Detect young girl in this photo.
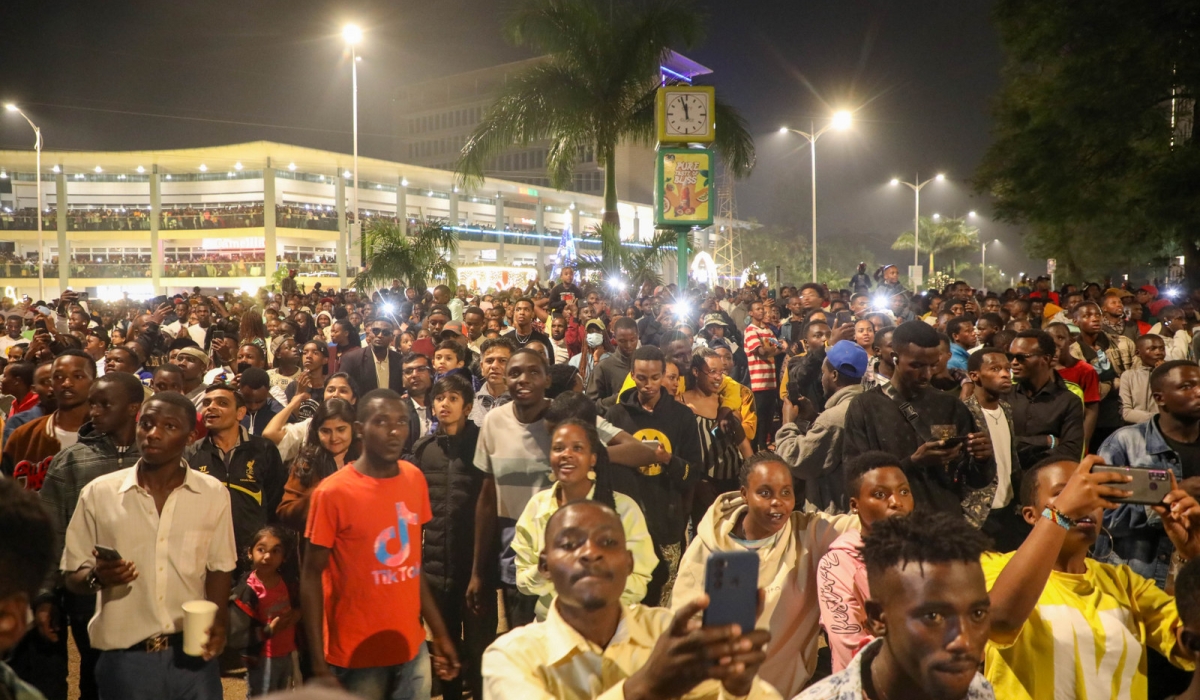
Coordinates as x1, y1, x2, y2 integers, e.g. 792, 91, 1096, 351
512, 418, 657, 621
816, 451, 914, 671
275, 397, 359, 531
231, 525, 301, 696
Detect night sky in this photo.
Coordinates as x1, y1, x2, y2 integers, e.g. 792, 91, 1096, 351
0, 0, 1040, 280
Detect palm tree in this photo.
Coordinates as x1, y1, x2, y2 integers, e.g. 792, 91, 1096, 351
352, 219, 458, 294
576, 223, 687, 290
891, 216, 979, 271
455, 0, 756, 228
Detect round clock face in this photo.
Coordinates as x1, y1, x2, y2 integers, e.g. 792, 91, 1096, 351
665, 94, 709, 135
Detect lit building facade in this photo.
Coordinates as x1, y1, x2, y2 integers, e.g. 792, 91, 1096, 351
0, 141, 662, 299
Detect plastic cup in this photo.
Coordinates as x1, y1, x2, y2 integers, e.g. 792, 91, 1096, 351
181, 599, 218, 656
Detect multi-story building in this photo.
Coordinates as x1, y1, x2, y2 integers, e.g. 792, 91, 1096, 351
0, 141, 667, 299
393, 52, 713, 206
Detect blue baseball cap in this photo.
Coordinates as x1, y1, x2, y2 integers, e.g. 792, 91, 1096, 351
825, 340, 868, 379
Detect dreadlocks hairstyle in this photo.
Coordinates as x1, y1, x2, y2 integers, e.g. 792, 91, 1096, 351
548, 418, 617, 510
861, 512, 992, 591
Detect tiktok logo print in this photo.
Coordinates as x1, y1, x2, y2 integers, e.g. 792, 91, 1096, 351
375, 502, 420, 566
370, 502, 422, 585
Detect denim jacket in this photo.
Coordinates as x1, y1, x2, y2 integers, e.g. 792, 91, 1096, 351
1096, 417, 1180, 588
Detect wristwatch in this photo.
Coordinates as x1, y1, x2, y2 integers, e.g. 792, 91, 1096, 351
85, 569, 104, 593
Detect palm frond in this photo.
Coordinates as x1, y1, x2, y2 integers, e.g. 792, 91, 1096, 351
713, 97, 756, 178
504, 0, 605, 62
455, 64, 595, 188
352, 219, 458, 293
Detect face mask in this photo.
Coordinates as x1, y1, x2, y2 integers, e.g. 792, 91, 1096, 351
586, 332, 604, 348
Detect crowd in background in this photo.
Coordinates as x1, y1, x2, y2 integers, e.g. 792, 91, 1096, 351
1, 261, 1200, 700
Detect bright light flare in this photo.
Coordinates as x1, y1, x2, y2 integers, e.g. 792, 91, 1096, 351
343, 24, 363, 45
779, 126, 789, 134
872, 295, 889, 311
935, 173, 946, 181
381, 303, 395, 314
889, 178, 900, 186
608, 278, 625, 292
831, 110, 853, 130
3, 104, 16, 112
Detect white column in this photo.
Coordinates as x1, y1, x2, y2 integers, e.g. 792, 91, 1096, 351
396, 178, 408, 236
263, 163, 277, 283
336, 175, 347, 284
150, 167, 162, 294
449, 189, 459, 227
495, 193, 506, 263
55, 169, 68, 294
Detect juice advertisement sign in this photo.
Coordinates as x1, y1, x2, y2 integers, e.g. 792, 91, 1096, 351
655, 148, 714, 227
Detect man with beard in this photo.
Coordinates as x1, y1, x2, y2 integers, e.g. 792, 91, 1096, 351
469, 337, 514, 428
547, 313, 570, 365
797, 512, 996, 700
965, 348, 1023, 549
35, 372, 145, 700
0, 350, 95, 698
843, 321, 993, 516
1101, 359, 1200, 589
186, 383, 286, 573
1008, 330, 1086, 470
482, 500, 776, 700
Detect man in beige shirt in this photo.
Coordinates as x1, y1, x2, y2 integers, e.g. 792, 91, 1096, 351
482, 500, 779, 700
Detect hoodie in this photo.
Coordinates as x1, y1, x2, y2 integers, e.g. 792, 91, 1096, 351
670, 492, 858, 698
815, 529, 872, 672
603, 384, 704, 548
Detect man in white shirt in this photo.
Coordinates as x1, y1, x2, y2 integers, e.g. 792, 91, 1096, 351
62, 391, 237, 700
966, 347, 1023, 551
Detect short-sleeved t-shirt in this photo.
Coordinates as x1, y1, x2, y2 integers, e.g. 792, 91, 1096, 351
980, 551, 1187, 700
743, 323, 778, 392
306, 461, 431, 668
1056, 363, 1101, 404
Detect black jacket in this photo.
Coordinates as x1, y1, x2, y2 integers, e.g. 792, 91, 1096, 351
241, 398, 284, 437
409, 422, 484, 594
603, 386, 703, 547
338, 346, 406, 394
186, 429, 287, 561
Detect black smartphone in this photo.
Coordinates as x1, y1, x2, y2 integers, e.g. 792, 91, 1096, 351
834, 310, 854, 328
34, 319, 47, 333
212, 329, 225, 341
95, 545, 122, 561
1093, 466, 1171, 505
939, 435, 970, 448
703, 551, 758, 632
709, 424, 724, 441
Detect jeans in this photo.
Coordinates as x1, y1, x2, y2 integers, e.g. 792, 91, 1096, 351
331, 643, 430, 700
95, 645, 222, 700
247, 653, 293, 697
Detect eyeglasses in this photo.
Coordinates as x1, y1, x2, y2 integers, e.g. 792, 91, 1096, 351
402, 366, 431, 375
1007, 352, 1046, 363
369, 328, 394, 336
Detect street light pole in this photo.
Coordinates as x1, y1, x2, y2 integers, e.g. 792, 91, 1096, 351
780, 110, 852, 282
344, 24, 363, 275
889, 172, 945, 289
5, 104, 43, 300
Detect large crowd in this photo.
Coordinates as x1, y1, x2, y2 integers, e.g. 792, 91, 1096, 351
1, 261, 1200, 700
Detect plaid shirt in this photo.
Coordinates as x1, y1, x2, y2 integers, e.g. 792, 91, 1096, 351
37, 425, 140, 603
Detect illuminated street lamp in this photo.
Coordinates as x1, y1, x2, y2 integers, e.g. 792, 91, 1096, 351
343, 23, 363, 287
889, 172, 945, 286
4, 104, 44, 300
780, 110, 854, 281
